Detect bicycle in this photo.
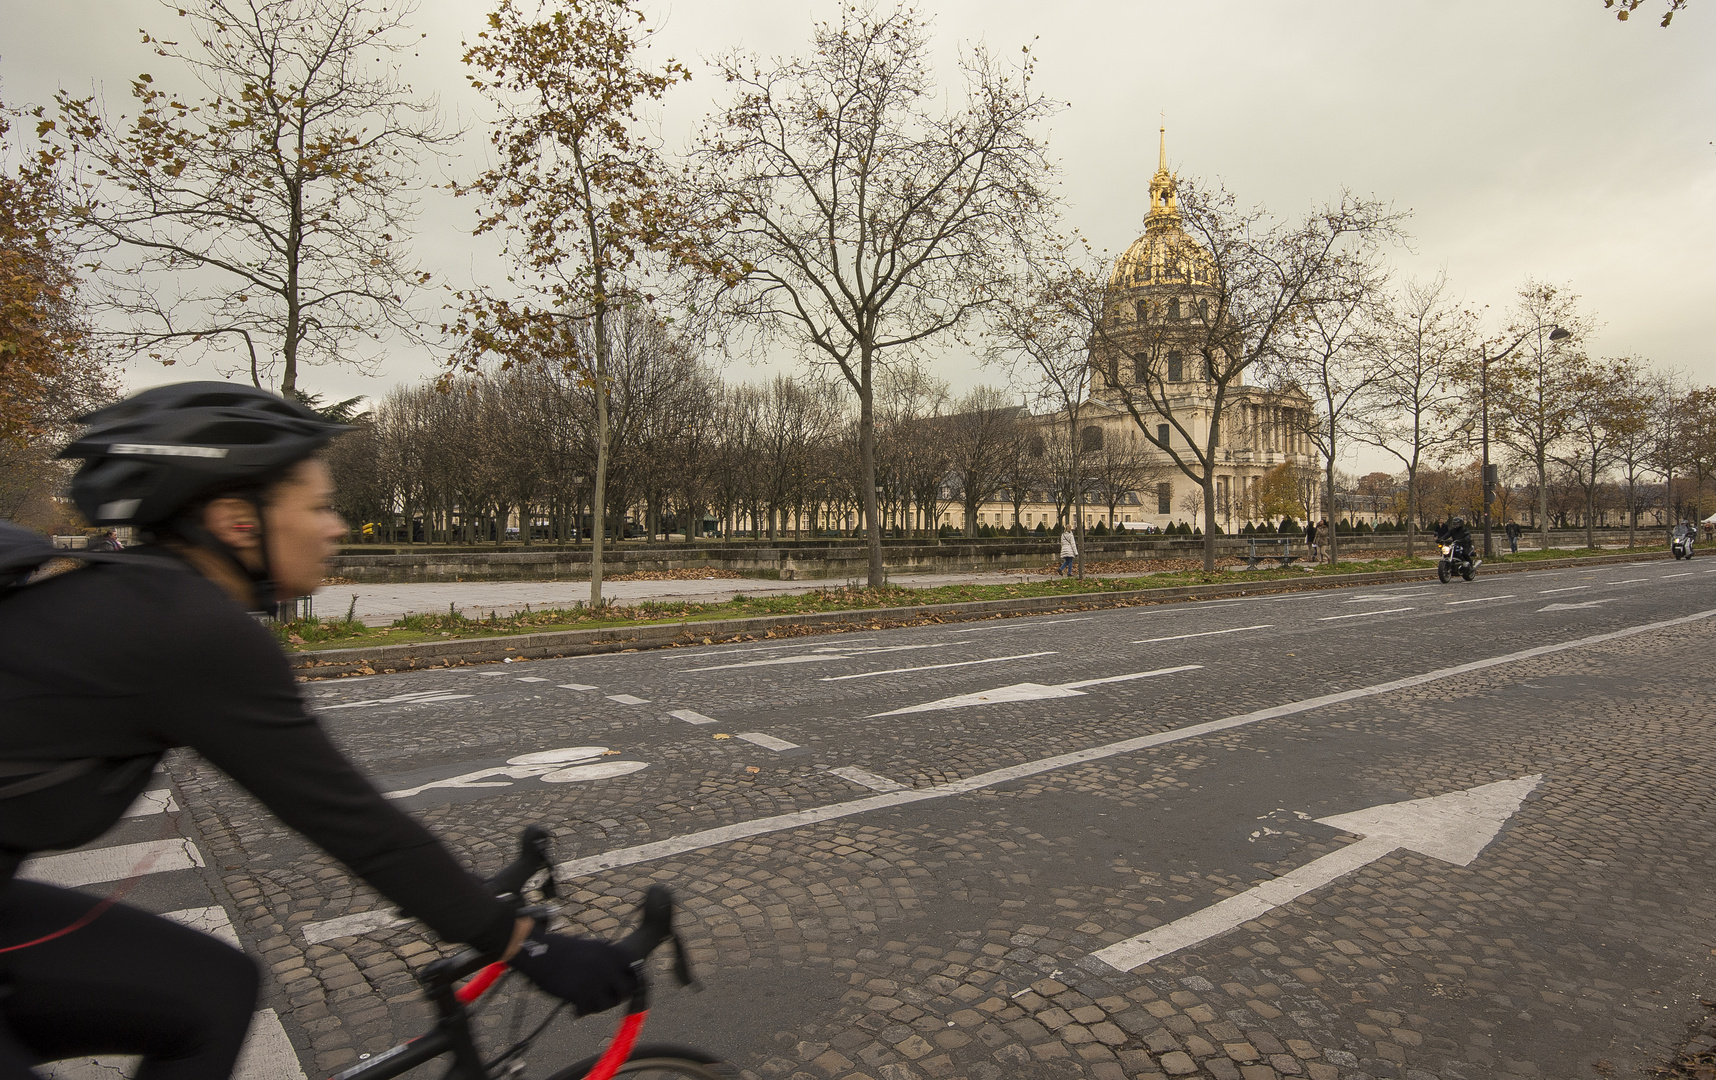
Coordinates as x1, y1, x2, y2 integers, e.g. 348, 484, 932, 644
331, 826, 732, 1080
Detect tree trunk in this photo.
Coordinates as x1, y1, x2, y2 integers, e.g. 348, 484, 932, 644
859, 345, 883, 587
590, 297, 610, 608
1404, 465, 1417, 558
1325, 451, 1339, 568
1202, 474, 1218, 572
1536, 451, 1550, 551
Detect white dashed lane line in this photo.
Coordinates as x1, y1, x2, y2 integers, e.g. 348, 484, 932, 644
1446, 595, 1514, 606
830, 766, 907, 792
516, 676, 548, 683
1539, 586, 1591, 595
21, 839, 204, 888
558, 682, 596, 691
606, 693, 650, 705
1319, 607, 1414, 621
671, 709, 718, 725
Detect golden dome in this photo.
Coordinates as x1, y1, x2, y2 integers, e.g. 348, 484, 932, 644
1108, 128, 1214, 290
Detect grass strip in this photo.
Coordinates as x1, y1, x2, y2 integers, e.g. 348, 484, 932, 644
279, 547, 1653, 654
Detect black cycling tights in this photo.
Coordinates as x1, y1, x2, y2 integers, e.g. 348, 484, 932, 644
0, 880, 258, 1080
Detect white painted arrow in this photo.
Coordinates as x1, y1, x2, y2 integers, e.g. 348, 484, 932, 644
1090, 775, 1542, 973
1538, 598, 1618, 612
869, 665, 1202, 716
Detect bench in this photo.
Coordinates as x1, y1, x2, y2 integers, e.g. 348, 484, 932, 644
1243, 538, 1301, 570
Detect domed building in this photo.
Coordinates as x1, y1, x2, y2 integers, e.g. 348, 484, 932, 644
1067, 129, 1318, 532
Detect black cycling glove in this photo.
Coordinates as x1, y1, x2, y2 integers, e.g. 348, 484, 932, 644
507, 927, 638, 1015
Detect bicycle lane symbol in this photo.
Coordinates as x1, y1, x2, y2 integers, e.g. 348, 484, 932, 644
380, 747, 649, 807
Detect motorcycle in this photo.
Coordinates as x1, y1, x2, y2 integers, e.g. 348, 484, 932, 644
1437, 538, 1479, 583
1671, 525, 1695, 560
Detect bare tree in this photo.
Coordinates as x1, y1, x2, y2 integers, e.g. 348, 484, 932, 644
1085, 427, 1171, 532
686, 4, 1058, 584
1353, 275, 1472, 557
943, 386, 1029, 539
1275, 258, 1390, 566
452, 0, 697, 604
1550, 357, 1648, 549
54, 0, 450, 394
1487, 280, 1595, 550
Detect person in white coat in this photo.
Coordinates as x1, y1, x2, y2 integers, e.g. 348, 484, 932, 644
1059, 525, 1078, 576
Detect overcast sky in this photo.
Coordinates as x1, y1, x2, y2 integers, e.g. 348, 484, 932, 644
4, 0, 1712, 415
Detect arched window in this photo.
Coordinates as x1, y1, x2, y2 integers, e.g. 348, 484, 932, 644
1168, 297, 1181, 321
1167, 351, 1184, 382
1082, 426, 1104, 452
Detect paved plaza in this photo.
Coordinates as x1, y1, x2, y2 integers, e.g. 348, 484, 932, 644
28, 558, 1716, 1080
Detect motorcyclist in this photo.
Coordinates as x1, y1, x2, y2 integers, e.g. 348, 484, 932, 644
1435, 516, 1474, 562
0, 383, 634, 1079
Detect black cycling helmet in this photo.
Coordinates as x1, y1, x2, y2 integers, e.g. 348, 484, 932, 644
60, 382, 351, 527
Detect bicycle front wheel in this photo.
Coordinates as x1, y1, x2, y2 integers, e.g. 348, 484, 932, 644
548, 1042, 735, 1080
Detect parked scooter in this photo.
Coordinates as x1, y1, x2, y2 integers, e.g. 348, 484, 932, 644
1671, 522, 1696, 560
1435, 517, 1479, 583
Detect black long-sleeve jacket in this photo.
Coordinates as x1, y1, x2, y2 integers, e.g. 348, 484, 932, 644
0, 551, 515, 955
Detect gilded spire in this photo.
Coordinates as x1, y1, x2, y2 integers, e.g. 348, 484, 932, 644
1146, 123, 1179, 230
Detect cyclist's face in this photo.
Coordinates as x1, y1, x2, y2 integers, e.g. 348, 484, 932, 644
263, 458, 347, 599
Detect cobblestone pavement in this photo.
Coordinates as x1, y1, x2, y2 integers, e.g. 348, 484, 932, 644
37, 559, 1716, 1079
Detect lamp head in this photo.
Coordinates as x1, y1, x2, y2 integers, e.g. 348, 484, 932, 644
1548, 326, 1572, 341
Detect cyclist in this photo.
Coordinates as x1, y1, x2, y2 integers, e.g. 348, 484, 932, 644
0, 383, 632, 1079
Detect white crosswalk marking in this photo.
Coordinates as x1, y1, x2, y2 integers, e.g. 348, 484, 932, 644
164, 905, 242, 948
21, 838, 203, 888
121, 788, 179, 817
736, 732, 800, 752
302, 908, 408, 945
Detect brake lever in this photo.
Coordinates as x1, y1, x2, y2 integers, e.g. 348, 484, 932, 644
670, 931, 698, 991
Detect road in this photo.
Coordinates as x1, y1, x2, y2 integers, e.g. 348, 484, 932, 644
30, 557, 1716, 1080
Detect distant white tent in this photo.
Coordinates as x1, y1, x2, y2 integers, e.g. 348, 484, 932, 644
1703, 512, 1716, 525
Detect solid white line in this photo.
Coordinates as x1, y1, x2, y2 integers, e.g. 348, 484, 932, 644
1059, 665, 1204, 690
686, 644, 945, 672
122, 788, 179, 818
1660, 573, 1694, 579
606, 694, 649, 705
1608, 578, 1650, 585
820, 652, 1055, 681
1133, 625, 1271, 644
830, 766, 907, 793
1446, 595, 1514, 606
948, 617, 1094, 634
164, 905, 242, 949
1319, 607, 1414, 621
21, 839, 203, 888
558, 683, 596, 691
671, 709, 717, 725
1539, 586, 1590, 594
736, 732, 800, 752
552, 607, 1716, 881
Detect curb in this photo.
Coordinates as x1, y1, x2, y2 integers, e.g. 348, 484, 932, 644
290, 549, 1674, 679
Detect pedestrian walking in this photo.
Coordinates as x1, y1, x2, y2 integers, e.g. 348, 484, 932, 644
1058, 525, 1078, 577
1305, 519, 1319, 564
1505, 520, 1520, 554
88, 528, 122, 552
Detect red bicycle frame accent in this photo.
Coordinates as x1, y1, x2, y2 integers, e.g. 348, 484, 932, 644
452, 962, 647, 1080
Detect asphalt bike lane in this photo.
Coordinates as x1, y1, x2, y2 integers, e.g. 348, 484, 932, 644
97, 557, 1716, 1079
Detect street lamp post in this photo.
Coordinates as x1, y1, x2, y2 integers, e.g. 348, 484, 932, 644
1478, 326, 1570, 559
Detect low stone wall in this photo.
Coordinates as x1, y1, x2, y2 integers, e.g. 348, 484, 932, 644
323, 529, 1636, 584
